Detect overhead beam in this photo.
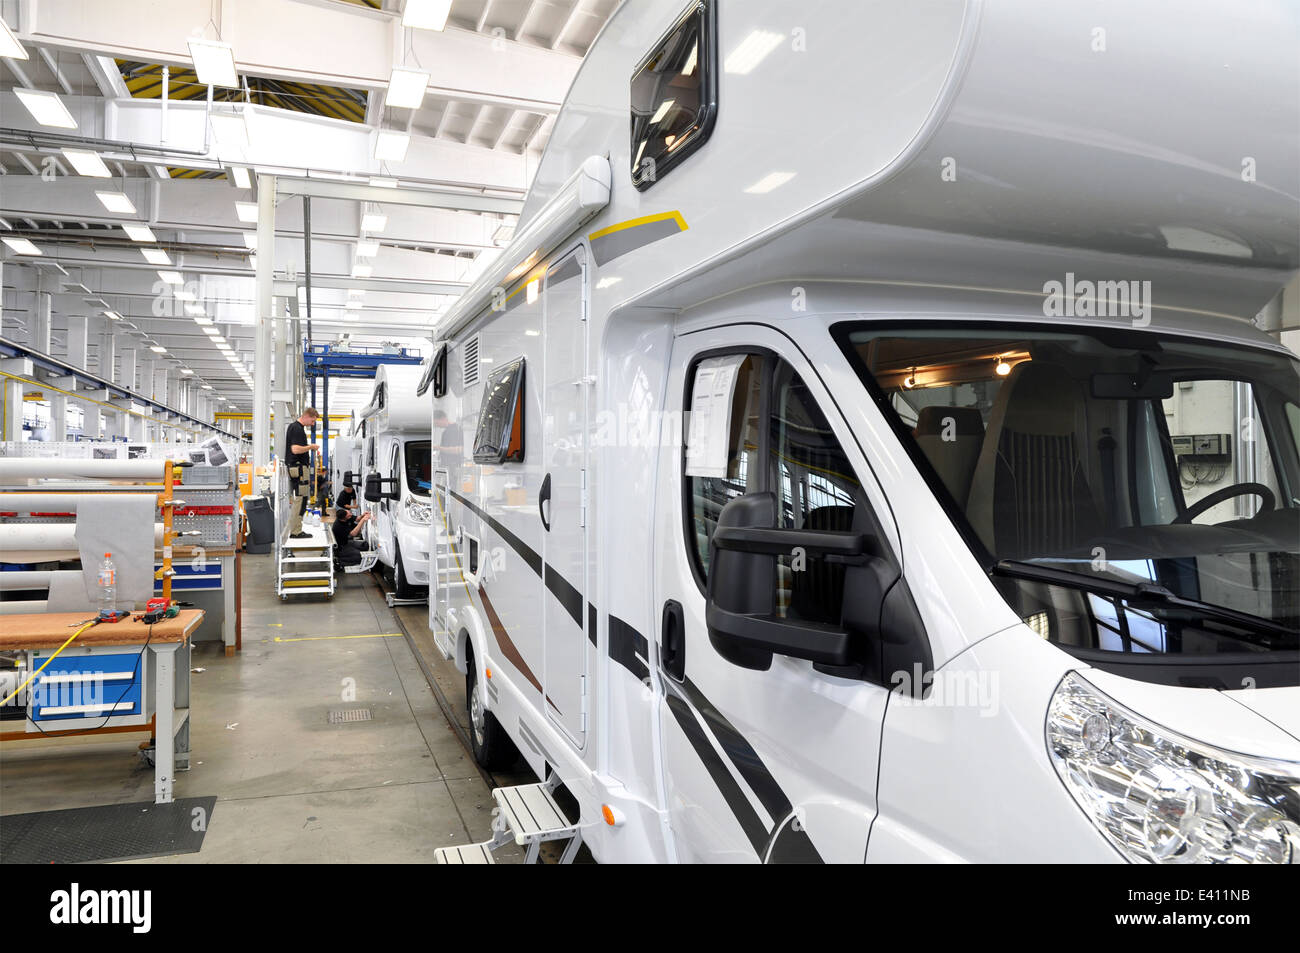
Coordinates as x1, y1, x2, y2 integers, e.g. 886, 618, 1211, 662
274, 177, 523, 215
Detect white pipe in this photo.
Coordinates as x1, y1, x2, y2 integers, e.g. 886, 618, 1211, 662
0, 601, 48, 615
0, 493, 158, 512
0, 459, 167, 481
0, 524, 165, 552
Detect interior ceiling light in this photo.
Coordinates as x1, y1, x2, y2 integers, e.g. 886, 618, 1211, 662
242, 233, 258, 250
194, 316, 214, 326
180, 368, 194, 376
203, 327, 221, 336
187, 38, 239, 88
402, 0, 452, 31
174, 289, 197, 301
149, 345, 167, 353
356, 240, 379, 257
103, 310, 122, 320
369, 176, 398, 189
351, 264, 373, 279
157, 270, 184, 284
235, 202, 258, 223
0, 16, 28, 59
201, 384, 213, 390
492, 224, 515, 245
360, 212, 388, 233
385, 67, 429, 109
141, 248, 171, 266
15, 88, 77, 129
122, 223, 156, 243
1, 236, 41, 255
184, 304, 205, 316
373, 130, 409, 163
229, 166, 251, 189
62, 148, 110, 177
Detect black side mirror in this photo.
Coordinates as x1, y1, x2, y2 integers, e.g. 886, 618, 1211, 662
364, 473, 400, 503
343, 470, 356, 489
706, 492, 929, 686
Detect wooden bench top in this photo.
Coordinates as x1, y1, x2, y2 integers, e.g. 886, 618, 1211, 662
0, 609, 205, 649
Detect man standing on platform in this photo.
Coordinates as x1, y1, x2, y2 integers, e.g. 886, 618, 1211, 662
285, 407, 320, 539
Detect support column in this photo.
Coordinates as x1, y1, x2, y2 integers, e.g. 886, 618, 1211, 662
3, 377, 24, 443
119, 347, 137, 393
96, 319, 116, 381
254, 174, 277, 471
32, 275, 52, 354
154, 367, 169, 406
65, 316, 89, 368
83, 400, 102, 440
50, 393, 68, 441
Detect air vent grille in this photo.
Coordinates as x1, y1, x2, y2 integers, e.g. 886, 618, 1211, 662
463, 335, 480, 387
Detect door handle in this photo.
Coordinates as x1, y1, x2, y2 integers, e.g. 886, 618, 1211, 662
538, 472, 552, 531
660, 599, 685, 682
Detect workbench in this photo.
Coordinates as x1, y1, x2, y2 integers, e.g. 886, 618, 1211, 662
0, 609, 204, 804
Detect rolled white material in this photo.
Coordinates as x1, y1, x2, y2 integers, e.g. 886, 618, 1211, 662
0, 458, 167, 481
0, 523, 164, 552
0, 600, 47, 614
0, 493, 157, 513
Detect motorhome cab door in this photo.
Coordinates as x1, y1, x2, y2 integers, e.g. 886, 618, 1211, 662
377, 441, 399, 566
541, 247, 591, 747
653, 326, 896, 863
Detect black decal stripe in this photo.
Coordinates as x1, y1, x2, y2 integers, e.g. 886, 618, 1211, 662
587, 602, 598, 647
543, 563, 583, 628
680, 677, 793, 823
448, 487, 541, 576
665, 694, 769, 858
609, 614, 649, 682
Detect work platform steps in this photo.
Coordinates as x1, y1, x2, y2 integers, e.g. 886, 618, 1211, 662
433, 782, 582, 864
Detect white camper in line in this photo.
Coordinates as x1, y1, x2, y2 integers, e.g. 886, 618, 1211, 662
357, 364, 434, 599
427, 0, 1300, 864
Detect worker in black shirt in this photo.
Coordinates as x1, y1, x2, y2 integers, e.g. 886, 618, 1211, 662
332, 506, 371, 566
284, 407, 320, 538
336, 481, 357, 515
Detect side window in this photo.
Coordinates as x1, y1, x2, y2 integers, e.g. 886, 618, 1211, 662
770, 362, 864, 625
686, 354, 764, 576
630, 0, 717, 191
472, 358, 526, 464
685, 352, 871, 622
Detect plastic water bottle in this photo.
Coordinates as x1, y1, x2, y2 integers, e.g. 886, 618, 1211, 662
97, 552, 117, 616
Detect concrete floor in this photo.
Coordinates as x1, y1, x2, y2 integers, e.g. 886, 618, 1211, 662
0, 555, 525, 863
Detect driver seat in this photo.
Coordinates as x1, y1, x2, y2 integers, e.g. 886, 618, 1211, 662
966, 362, 1102, 559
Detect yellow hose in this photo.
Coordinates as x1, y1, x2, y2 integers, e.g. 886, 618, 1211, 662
0, 620, 98, 707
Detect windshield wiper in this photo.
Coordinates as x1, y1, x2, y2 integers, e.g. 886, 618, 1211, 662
992, 559, 1298, 641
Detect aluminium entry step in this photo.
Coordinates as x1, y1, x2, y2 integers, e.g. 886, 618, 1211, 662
493, 782, 576, 845
433, 842, 495, 865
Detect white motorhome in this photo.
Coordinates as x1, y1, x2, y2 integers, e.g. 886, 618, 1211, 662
357, 364, 433, 598
426, 0, 1300, 863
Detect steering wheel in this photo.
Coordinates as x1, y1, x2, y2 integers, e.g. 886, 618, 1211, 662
1174, 482, 1276, 524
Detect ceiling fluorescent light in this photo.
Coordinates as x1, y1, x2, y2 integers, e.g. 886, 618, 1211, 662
185, 304, 206, 316
157, 270, 184, 284
203, 327, 221, 336
242, 233, 258, 250
369, 177, 398, 189
0, 17, 28, 59
1, 236, 41, 255
725, 30, 784, 75
360, 213, 388, 233
15, 88, 77, 129
374, 130, 409, 162
402, 0, 452, 31
180, 368, 194, 376
230, 166, 251, 189
150, 345, 167, 353
235, 202, 258, 223
194, 316, 214, 326
103, 310, 123, 320
385, 68, 429, 109
356, 240, 379, 257
174, 289, 197, 301
188, 39, 239, 88
351, 264, 373, 279
62, 148, 111, 177
141, 248, 171, 265
95, 190, 137, 214
122, 223, 156, 243
492, 224, 515, 245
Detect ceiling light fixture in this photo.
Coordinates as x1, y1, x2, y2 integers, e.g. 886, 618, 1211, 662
369, 176, 398, 189
157, 270, 184, 284
61, 148, 111, 177
235, 202, 258, 223
141, 248, 171, 265
0, 17, 28, 59
360, 212, 388, 233
351, 264, 373, 279
1, 236, 41, 255
230, 166, 251, 189
150, 345, 167, 354
187, 38, 239, 88
402, 0, 452, 31
385, 67, 429, 109
15, 88, 77, 129
122, 223, 156, 243
356, 240, 379, 257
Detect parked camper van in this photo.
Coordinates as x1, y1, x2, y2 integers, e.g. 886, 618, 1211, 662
358, 365, 433, 599
427, 0, 1300, 863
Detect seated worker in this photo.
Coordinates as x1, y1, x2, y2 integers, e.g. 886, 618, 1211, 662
331, 507, 372, 566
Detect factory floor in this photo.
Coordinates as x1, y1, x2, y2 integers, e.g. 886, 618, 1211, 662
0, 556, 527, 863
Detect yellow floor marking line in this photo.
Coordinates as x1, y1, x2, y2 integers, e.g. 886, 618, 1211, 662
273, 633, 402, 643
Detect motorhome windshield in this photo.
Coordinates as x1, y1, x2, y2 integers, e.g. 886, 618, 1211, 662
837, 322, 1300, 663
405, 441, 432, 497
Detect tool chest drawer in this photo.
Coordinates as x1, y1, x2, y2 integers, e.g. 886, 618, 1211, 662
28, 650, 146, 724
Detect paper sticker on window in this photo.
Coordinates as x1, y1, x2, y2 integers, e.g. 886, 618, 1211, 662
685, 354, 746, 478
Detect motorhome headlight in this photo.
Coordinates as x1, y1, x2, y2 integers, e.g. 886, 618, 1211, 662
1046, 673, 1300, 864
404, 495, 432, 525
